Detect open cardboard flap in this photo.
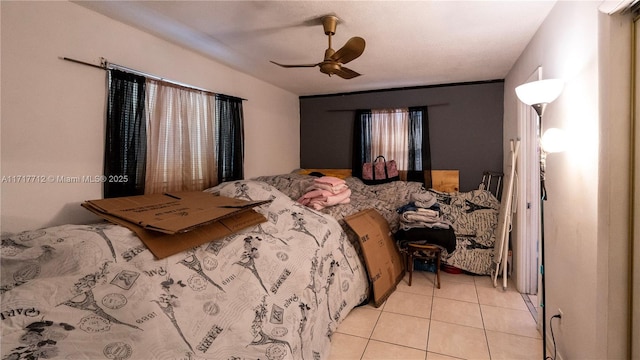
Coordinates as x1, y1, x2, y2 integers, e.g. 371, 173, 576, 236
82, 191, 269, 259
344, 209, 405, 307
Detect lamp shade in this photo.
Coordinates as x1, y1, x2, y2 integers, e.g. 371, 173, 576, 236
515, 79, 564, 105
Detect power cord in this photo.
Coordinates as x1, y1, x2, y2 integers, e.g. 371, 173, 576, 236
545, 314, 562, 360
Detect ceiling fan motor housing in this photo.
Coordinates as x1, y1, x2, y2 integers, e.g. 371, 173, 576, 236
322, 15, 338, 35
320, 61, 341, 75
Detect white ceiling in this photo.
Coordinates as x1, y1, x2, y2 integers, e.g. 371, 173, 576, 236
75, 1, 557, 97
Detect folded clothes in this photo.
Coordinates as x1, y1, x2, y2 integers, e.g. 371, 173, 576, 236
397, 202, 419, 213
397, 201, 440, 214
399, 208, 452, 230
400, 221, 451, 231
410, 192, 437, 209
400, 209, 439, 222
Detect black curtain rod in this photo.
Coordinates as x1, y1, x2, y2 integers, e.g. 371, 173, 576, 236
61, 56, 247, 101
300, 79, 504, 99
326, 103, 448, 112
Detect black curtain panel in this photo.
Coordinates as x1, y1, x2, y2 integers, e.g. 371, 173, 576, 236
104, 69, 147, 198
407, 106, 432, 188
215, 95, 245, 183
351, 109, 372, 179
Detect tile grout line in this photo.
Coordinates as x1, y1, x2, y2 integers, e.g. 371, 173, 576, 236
359, 300, 384, 360
425, 278, 435, 359
522, 293, 538, 321
476, 279, 494, 360
359, 338, 370, 360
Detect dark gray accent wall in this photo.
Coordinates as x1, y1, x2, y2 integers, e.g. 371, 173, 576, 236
299, 80, 504, 192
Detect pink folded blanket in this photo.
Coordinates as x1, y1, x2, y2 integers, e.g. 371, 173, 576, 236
307, 182, 349, 194
297, 188, 351, 210
304, 176, 348, 194
297, 189, 332, 206
314, 176, 346, 187
308, 188, 351, 210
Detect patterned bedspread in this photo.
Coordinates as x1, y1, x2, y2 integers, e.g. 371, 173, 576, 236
254, 173, 500, 275
0, 180, 369, 360
429, 189, 500, 274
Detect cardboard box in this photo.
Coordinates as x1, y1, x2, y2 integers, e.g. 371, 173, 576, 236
82, 192, 269, 259
344, 209, 405, 307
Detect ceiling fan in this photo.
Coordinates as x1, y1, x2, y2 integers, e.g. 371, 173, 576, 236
270, 15, 366, 79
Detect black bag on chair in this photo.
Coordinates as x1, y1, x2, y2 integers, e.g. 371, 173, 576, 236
362, 156, 400, 185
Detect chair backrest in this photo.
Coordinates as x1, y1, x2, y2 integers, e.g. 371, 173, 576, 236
479, 171, 504, 200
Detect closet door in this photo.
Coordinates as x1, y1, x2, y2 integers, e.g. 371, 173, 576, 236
515, 67, 541, 308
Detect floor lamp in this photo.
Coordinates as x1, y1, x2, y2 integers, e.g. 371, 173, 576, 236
515, 78, 564, 359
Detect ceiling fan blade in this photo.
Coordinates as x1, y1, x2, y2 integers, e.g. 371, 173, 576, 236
270, 60, 319, 68
333, 66, 361, 79
330, 37, 365, 65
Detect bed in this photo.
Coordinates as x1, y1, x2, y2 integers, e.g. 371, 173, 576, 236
0, 180, 369, 360
254, 170, 501, 275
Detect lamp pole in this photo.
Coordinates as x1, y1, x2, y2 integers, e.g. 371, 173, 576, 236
515, 78, 563, 360
536, 108, 548, 359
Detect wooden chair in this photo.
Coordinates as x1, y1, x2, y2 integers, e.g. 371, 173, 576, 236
405, 243, 442, 289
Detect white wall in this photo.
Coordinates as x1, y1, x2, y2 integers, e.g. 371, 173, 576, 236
0, 1, 301, 234
597, 9, 633, 358
504, 1, 631, 358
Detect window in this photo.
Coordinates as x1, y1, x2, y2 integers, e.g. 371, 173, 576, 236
370, 108, 410, 170
144, 80, 218, 194
104, 69, 244, 197
352, 106, 431, 186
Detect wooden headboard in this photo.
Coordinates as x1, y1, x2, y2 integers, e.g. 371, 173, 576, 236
296, 169, 459, 193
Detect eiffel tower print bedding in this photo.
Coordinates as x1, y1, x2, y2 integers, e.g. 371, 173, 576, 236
0, 180, 369, 360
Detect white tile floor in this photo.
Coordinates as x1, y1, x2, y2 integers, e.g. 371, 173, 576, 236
329, 270, 543, 360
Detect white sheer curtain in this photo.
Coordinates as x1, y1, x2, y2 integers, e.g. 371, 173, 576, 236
370, 108, 410, 170
144, 79, 218, 194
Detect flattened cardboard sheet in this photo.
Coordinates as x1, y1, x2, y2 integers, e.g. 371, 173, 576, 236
82, 191, 269, 259
345, 209, 405, 307
83, 191, 270, 234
